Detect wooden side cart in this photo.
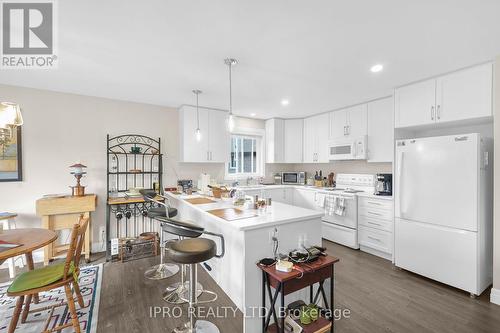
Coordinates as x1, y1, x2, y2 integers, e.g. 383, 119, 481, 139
258, 255, 340, 333
36, 194, 96, 265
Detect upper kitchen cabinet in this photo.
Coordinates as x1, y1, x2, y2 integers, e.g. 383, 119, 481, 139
207, 109, 230, 162
283, 119, 304, 163
330, 104, 367, 139
303, 113, 329, 163
394, 79, 436, 128
265, 118, 303, 163
395, 63, 493, 128
265, 118, 285, 163
367, 97, 393, 163
179, 105, 229, 163
435, 63, 493, 123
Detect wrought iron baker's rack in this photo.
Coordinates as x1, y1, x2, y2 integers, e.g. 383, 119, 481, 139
105, 134, 163, 261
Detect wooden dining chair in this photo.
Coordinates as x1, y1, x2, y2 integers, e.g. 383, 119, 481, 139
6, 216, 89, 333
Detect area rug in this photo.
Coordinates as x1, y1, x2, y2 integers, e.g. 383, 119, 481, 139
0, 264, 102, 333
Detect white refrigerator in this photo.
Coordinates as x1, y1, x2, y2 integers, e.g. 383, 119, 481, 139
395, 133, 493, 296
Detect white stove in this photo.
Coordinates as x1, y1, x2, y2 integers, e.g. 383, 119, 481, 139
322, 174, 375, 249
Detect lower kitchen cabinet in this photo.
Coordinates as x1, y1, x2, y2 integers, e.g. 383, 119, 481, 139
358, 196, 394, 260
242, 187, 294, 205
266, 188, 294, 205
293, 188, 320, 211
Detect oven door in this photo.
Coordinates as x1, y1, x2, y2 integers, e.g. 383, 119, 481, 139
281, 172, 299, 184
322, 194, 358, 229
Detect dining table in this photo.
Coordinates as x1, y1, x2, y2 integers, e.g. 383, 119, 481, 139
0, 228, 58, 304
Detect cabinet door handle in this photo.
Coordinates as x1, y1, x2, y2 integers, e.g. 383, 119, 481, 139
368, 236, 381, 242
437, 105, 441, 120
367, 201, 382, 206
368, 221, 382, 227
210, 151, 213, 160
431, 106, 435, 120
347, 126, 350, 135
367, 211, 383, 216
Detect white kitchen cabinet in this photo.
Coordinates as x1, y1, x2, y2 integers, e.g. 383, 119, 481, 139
208, 109, 230, 162
330, 104, 367, 139
394, 79, 436, 128
329, 109, 348, 139
266, 119, 303, 163
179, 105, 229, 163
303, 117, 315, 163
367, 98, 393, 163
303, 113, 329, 163
265, 119, 285, 163
265, 187, 293, 204
241, 187, 293, 205
358, 196, 394, 260
436, 63, 493, 123
395, 63, 493, 128
283, 119, 303, 163
293, 188, 323, 211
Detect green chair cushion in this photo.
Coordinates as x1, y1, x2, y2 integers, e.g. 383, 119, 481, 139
8, 262, 76, 293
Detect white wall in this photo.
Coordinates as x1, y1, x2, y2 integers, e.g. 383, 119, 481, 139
493, 56, 500, 305
293, 161, 392, 177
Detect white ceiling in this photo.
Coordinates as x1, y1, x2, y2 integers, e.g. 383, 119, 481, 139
2, 0, 500, 119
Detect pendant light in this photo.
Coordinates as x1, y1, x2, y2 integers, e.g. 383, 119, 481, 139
224, 58, 237, 132
193, 89, 202, 142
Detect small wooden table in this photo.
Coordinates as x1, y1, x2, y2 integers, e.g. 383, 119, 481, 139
0, 213, 21, 278
36, 194, 96, 265
258, 255, 340, 333
0, 228, 58, 304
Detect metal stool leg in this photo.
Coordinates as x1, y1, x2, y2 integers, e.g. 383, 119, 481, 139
173, 264, 219, 333
163, 264, 203, 304
164, 236, 203, 304
144, 223, 179, 280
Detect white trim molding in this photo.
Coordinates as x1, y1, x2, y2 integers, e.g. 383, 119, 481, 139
491, 288, 500, 305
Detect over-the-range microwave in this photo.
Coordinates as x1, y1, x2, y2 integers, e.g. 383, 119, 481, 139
328, 135, 367, 160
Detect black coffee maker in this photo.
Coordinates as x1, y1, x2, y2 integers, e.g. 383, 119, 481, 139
375, 174, 392, 196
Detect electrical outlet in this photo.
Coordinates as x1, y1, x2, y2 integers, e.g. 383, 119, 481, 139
99, 226, 105, 238
269, 227, 279, 244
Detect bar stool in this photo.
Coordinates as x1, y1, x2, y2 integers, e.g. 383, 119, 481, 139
140, 190, 180, 280
157, 216, 225, 333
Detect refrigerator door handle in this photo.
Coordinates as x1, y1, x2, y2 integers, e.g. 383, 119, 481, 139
396, 151, 405, 218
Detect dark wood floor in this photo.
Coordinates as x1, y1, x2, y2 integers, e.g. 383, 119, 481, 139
97, 255, 243, 333
1, 241, 500, 333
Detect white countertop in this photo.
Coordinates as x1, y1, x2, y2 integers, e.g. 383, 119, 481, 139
235, 184, 394, 200
166, 193, 324, 231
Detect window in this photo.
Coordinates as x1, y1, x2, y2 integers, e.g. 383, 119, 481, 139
227, 134, 261, 177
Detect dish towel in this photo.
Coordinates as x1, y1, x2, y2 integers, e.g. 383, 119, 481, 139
334, 197, 346, 216
316, 193, 326, 208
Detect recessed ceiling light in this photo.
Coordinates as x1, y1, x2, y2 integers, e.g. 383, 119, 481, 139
281, 99, 289, 106
250, 113, 256, 117
370, 64, 384, 73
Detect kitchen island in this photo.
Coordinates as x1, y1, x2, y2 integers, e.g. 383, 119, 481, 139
166, 192, 324, 333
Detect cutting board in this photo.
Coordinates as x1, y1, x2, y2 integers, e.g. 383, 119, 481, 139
185, 197, 216, 205
207, 208, 258, 221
